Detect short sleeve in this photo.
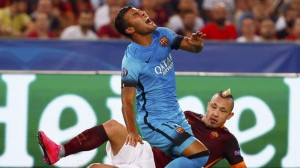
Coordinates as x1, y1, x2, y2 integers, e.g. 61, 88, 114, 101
121, 57, 141, 88
224, 135, 245, 165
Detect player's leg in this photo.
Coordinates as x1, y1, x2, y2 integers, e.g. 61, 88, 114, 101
139, 118, 209, 168
165, 139, 209, 168
164, 119, 209, 168
87, 163, 118, 168
102, 119, 128, 155
37, 119, 127, 165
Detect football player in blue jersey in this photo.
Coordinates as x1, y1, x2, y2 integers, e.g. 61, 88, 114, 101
115, 6, 209, 168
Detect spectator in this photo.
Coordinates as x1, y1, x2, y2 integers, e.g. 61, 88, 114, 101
139, 0, 169, 27
69, 0, 93, 18
167, 0, 204, 33
30, 0, 62, 37
250, 3, 271, 35
234, 0, 252, 32
176, 10, 197, 37
202, 0, 235, 22
60, 10, 97, 40
260, 19, 277, 42
25, 12, 56, 39
200, 2, 238, 40
97, 5, 123, 39
276, 6, 298, 40
237, 17, 261, 42
285, 17, 300, 42
0, 0, 30, 37
252, 0, 282, 20
94, 0, 127, 31
194, 0, 206, 21
159, 0, 177, 17
236, 0, 282, 34
52, 0, 76, 28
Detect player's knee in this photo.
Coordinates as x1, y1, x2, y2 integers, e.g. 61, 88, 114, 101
104, 119, 120, 130
87, 163, 103, 168
106, 119, 119, 127
103, 119, 126, 135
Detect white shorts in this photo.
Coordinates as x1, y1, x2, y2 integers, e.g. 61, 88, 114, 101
106, 140, 156, 168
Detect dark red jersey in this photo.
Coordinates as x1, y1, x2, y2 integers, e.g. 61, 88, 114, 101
153, 111, 246, 168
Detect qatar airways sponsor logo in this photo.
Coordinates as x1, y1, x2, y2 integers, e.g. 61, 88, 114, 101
154, 54, 174, 75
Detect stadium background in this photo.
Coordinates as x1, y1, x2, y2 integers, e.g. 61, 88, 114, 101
0, 40, 300, 167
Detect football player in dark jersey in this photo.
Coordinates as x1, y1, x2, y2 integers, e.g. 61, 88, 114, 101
153, 88, 246, 168
38, 89, 246, 168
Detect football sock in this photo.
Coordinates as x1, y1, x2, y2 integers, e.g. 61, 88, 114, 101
63, 125, 109, 157
58, 145, 65, 159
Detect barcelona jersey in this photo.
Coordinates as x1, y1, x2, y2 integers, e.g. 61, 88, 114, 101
121, 27, 198, 155
121, 27, 183, 122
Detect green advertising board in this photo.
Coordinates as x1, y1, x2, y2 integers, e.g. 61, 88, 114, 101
0, 74, 299, 167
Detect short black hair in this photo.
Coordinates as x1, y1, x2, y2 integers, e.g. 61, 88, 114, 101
114, 6, 133, 38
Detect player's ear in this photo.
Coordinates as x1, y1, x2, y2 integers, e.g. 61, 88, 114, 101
125, 27, 134, 35
227, 112, 234, 120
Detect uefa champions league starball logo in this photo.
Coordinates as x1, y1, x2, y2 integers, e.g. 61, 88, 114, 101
122, 68, 128, 77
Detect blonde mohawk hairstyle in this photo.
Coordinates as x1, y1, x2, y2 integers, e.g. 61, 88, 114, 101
221, 88, 231, 97
219, 88, 234, 110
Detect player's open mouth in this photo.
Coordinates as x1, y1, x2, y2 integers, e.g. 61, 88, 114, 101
146, 18, 153, 24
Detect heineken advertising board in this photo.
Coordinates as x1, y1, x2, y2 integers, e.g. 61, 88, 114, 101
0, 74, 299, 167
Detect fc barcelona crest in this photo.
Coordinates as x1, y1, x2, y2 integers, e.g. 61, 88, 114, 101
159, 36, 169, 47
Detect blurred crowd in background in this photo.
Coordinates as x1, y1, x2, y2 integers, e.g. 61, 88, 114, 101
0, 0, 300, 42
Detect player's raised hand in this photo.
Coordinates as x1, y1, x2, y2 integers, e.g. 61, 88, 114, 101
185, 31, 206, 47
125, 131, 144, 147
179, 31, 205, 53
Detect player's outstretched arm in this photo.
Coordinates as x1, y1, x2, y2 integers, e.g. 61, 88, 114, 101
179, 31, 206, 53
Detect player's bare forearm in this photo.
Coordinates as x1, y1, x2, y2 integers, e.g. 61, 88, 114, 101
121, 86, 143, 146
121, 87, 137, 132
122, 101, 137, 133
122, 103, 143, 146
179, 31, 205, 53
